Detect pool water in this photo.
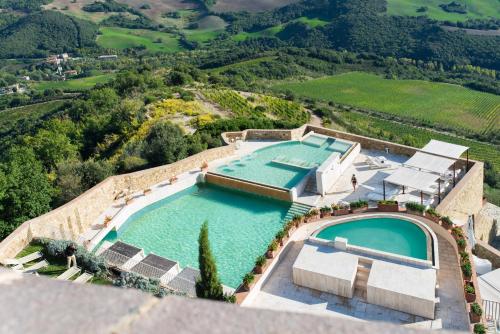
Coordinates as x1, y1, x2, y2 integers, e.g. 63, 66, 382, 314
316, 218, 428, 260
102, 183, 291, 288
216, 136, 352, 189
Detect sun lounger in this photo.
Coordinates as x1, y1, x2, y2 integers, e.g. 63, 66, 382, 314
73, 272, 94, 284
1, 251, 43, 266
366, 156, 395, 170
22, 260, 48, 274
56, 266, 81, 280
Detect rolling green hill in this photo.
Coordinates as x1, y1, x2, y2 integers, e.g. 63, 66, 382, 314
274, 72, 500, 137
0, 11, 97, 58
386, 0, 500, 22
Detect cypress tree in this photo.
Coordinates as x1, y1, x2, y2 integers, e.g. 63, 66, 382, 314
195, 221, 224, 300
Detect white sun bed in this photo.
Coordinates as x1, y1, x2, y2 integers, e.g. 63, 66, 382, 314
73, 272, 94, 284
56, 266, 81, 280
366, 156, 396, 170
1, 251, 43, 267
22, 260, 48, 274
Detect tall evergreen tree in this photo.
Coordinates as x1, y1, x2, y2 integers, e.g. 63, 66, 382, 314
195, 221, 224, 300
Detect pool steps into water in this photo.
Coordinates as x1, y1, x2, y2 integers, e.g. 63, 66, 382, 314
354, 258, 373, 299
282, 202, 312, 223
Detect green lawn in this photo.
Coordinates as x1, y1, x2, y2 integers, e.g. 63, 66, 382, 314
386, 0, 500, 21
183, 29, 223, 43
33, 74, 115, 92
0, 100, 65, 135
273, 72, 500, 136
97, 27, 183, 53
209, 56, 277, 73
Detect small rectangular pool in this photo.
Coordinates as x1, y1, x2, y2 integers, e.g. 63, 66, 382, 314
102, 183, 292, 288
215, 135, 352, 189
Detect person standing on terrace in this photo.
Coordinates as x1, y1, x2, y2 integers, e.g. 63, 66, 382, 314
65, 243, 77, 269
351, 174, 358, 191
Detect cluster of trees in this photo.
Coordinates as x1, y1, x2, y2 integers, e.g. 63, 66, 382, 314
0, 11, 98, 58
0, 0, 49, 12
82, 0, 129, 13
439, 1, 467, 14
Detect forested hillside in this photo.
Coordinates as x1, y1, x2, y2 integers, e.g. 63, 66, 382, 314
0, 11, 97, 58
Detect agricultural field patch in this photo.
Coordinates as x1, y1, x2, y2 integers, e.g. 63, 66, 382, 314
386, 0, 500, 22
336, 111, 500, 170
33, 74, 115, 91
211, 0, 300, 13
0, 100, 65, 136
97, 27, 183, 52
231, 16, 330, 41
274, 72, 500, 137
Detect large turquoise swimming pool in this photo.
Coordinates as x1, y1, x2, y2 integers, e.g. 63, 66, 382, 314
102, 183, 292, 288
316, 217, 428, 260
216, 135, 352, 189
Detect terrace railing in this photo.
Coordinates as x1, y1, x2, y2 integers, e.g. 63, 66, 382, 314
483, 299, 500, 322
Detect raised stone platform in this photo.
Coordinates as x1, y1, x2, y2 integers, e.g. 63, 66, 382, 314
292, 242, 358, 298
367, 260, 437, 319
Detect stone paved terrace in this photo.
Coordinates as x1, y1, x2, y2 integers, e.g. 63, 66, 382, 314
0, 267, 468, 334
243, 214, 470, 332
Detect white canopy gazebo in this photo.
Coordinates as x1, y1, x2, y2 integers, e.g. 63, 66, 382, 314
421, 139, 470, 171
383, 167, 443, 205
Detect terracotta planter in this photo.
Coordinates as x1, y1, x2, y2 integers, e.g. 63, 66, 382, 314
143, 189, 152, 195
277, 238, 285, 247
309, 214, 320, 222
407, 209, 425, 217
254, 265, 264, 274
351, 206, 368, 214
320, 211, 331, 218
427, 215, 440, 224
333, 209, 350, 216
266, 250, 276, 259
470, 311, 481, 323
465, 291, 476, 303
378, 203, 399, 212
243, 282, 254, 292
125, 198, 135, 205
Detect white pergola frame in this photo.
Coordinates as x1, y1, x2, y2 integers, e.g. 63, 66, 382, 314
383, 167, 443, 205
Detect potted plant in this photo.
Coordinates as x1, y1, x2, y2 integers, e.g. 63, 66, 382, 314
425, 207, 441, 223
470, 302, 482, 323
308, 209, 320, 221
276, 230, 287, 246
464, 281, 476, 302
406, 202, 426, 216
332, 203, 349, 216
303, 212, 312, 223
169, 176, 178, 184
456, 237, 466, 251
320, 206, 331, 218
473, 323, 485, 334
292, 214, 304, 227
201, 161, 209, 171
143, 188, 152, 195
462, 260, 472, 280
451, 227, 464, 240
350, 200, 368, 213
103, 215, 112, 227
266, 240, 279, 259
242, 273, 255, 291
460, 251, 469, 264
284, 220, 295, 236
441, 216, 453, 229
254, 255, 267, 274
377, 200, 399, 212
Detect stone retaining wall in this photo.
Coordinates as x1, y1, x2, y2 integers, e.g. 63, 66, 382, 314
474, 240, 500, 269
0, 145, 235, 259
205, 172, 291, 202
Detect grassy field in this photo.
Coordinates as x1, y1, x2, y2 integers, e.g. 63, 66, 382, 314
232, 16, 330, 41
0, 100, 65, 136
33, 74, 115, 92
212, 0, 299, 12
97, 27, 183, 52
336, 111, 500, 169
274, 72, 500, 137
386, 0, 500, 21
